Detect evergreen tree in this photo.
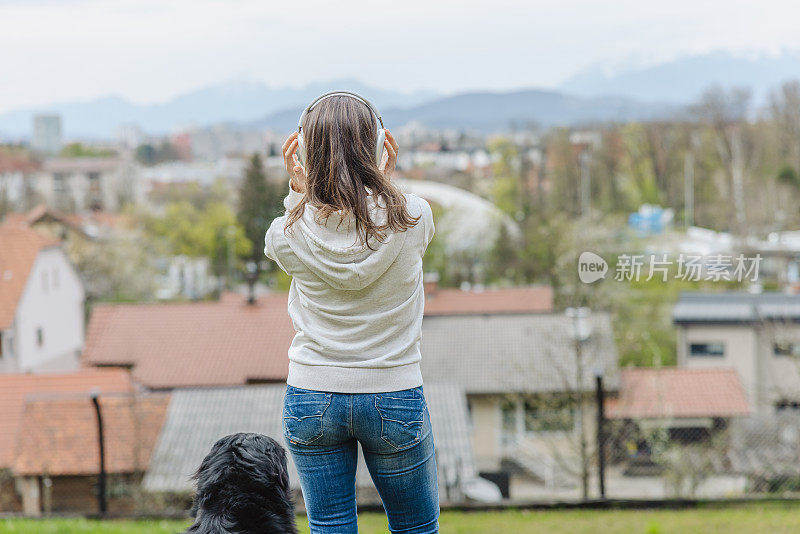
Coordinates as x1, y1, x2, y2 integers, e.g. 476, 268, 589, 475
237, 153, 284, 267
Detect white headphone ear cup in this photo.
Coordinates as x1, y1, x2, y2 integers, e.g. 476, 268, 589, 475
375, 129, 386, 166
297, 132, 306, 166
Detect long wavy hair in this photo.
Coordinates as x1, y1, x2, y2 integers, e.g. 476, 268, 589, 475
284, 96, 419, 248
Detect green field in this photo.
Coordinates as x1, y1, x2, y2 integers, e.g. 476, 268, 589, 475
4, 504, 800, 533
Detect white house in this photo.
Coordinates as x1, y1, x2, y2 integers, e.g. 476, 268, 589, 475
674, 292, 800, 414
0, 223, 85, 373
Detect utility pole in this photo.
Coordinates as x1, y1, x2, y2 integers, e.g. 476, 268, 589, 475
685, 131, 700, 229
226, 225, 235, 289
90, 392, 107, 516
595, 373, 606, 499
579, 149, 591, 218
684, 150, 694, 229
567, 307, 592, 501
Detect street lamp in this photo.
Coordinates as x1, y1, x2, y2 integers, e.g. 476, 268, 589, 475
565, 307, 592, 500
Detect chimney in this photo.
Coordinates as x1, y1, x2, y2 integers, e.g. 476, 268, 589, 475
423, 272, 440, 298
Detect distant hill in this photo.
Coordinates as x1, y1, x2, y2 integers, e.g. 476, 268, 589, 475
0, 78, 438, 140
560, 51, 800, 104
250, 89, 678, 133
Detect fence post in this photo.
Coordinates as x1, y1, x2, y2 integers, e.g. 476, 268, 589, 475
595, 374, 606, 500
90, 392, 108, 515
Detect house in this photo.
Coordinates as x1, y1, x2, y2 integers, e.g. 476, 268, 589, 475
673, 292, 800, 414
143, 383, 477, 505
0, 223, 85, 373
0, 150, 40, 210
31, 156, 142, 212
13, 392, 169, 515
0, 369, 134, 513
606, 367, 750, 498
419, 312, 619, 499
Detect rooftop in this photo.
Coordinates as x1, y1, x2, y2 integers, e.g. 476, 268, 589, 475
424, 286, 553, 316
673, 292, 800, 324
42, 157, 121, 174
420, 312, 619, 394
607, 367, 750, 420
82, 293, 295, 389
143, 383, 473, 494
14, 393, 169, 476
0, 369, 134, 469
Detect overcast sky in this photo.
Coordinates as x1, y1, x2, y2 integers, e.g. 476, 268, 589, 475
2, 0, 800, 113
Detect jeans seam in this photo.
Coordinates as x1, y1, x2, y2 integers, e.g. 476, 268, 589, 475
349, 394, 353, 437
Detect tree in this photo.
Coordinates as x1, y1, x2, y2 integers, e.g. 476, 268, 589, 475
59, 143, 116, 158
146, 201, 251, 285
692, 86, 758, 234
237, 154, 284, 267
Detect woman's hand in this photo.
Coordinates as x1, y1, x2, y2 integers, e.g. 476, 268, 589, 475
379, 130, 399, 180
282, 132, 307, 193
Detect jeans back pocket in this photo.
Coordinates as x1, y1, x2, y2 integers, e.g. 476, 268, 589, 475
283, 388, 332, 445
374, 388, 426, 451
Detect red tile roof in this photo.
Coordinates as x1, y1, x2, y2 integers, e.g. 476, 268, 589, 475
607, 367, 750, 420
424, 286, 553, 316
13, 393, 169, 476
0, 369, 134, 469
0, 151, 39, 173
0, 224, 62, 329
82, 293, 295, 389
82, 287, 555, 389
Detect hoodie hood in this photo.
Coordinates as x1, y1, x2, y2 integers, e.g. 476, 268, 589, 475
283, 195, 407, 291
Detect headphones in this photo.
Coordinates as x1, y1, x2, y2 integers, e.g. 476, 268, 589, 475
297, 90, 386, 167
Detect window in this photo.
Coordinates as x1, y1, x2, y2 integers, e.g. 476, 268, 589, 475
501, 399, 517, 435
524, 399, 575, 433
0, 332, 3, 358
502, 396, 576, 439
689, 342, 725, 357
36, 328, 43, 348
42, 271, 49, 293
774, 342, 800, 357
53, 173, 67, 193
52, 267, 59, 291
87, 172, 101, 192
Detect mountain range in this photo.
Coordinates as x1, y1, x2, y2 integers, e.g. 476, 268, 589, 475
560, 51, 800, 104
2, 51, 800, 140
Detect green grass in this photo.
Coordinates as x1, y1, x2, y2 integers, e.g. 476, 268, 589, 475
4, 503, 800, 533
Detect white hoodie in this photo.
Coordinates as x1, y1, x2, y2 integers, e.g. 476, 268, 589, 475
264, 186, 435, 393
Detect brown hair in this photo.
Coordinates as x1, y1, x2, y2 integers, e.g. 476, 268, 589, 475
284, 96, 419, 248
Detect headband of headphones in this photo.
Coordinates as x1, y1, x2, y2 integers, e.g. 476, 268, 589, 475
297, 91, 384, 132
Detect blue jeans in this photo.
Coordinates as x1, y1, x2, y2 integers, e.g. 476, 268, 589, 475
283, 384, 440, 534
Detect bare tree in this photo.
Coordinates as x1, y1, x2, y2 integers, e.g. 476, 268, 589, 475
693, 86, 757, 235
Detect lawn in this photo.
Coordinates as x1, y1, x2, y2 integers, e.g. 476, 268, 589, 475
4, 503, 800, 533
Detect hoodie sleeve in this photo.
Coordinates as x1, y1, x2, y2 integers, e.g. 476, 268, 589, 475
419, 197, 435, 252
284, 185, 304, 213
264, 184, 305, 275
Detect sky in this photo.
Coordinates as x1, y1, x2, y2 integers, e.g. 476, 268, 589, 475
2, 0, 800, 113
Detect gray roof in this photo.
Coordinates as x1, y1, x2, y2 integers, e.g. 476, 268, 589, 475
673, 292, 800, 324
419, 312, 619, 394
143, 383, 474, 495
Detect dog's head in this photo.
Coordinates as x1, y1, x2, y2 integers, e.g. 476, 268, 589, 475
186, 433, 297, 534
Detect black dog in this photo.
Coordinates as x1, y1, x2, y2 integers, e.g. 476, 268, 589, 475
185, 433, 298, 534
